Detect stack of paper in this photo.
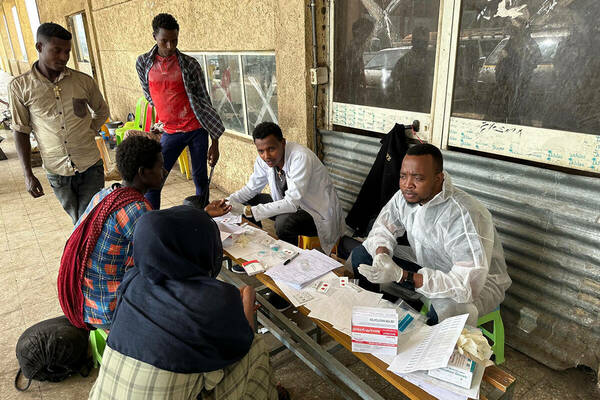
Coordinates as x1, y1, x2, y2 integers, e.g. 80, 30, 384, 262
368, 314, 485, 399
265, 249, 342, 289
387, 314, 468, 374
307, 280, 384, 335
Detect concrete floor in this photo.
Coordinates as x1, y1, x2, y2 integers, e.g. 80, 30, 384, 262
0, 71, 598, 399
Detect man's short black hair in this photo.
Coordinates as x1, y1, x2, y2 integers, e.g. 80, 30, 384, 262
116, 136, 162, 182
36, 23, 72, 43
152, 13, 179, 35
406, 143, 443, 173
252, 122, 284, 142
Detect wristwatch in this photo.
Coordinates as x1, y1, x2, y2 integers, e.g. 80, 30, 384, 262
243, 205, 253, 218
404, 271, 415, 290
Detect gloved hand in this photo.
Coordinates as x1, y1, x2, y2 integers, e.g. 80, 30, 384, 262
358, 253, 404, 284
227, 200, 245, 216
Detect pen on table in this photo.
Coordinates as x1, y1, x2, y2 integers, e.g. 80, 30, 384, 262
283, 252, 300, 265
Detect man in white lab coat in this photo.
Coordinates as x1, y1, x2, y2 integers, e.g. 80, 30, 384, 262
226, 122, 344, 255
351, 144, 511, 325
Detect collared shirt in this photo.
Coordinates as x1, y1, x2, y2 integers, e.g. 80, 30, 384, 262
76, 186, 151, 327
148, 53, 201, 133
136, 46, 224, 140
9, 63, 110, 176
273, 166, 287, 198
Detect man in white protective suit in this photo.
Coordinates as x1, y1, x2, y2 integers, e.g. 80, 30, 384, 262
351, 143, 511, 326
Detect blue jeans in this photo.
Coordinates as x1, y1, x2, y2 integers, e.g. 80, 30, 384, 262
350, 244, 439, 324
145, 128, 209, 210
46, 159, 104, 224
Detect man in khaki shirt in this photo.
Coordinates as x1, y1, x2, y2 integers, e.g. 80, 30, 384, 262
9, 23, 109, 223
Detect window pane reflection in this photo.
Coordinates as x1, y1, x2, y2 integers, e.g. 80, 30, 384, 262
205, 55, 245, 134
334, 0, 440, 113
452, 0, 600, 134
242, 55, 278, 133
69, 14, 90, 63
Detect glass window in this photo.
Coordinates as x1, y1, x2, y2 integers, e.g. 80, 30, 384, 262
25, 0, 40, 38
2, 15, 15, 58
191, 54, 208, 87
70, 14, 90, 63
333, 0, 440, 113
205, 55, 245, 134
11, 6, 27, 61
451, 0, 600, 135
242, 55, 278, 132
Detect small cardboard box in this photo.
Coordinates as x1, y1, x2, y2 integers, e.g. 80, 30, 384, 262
242, 260, 265, 276
428, 350, 476, 389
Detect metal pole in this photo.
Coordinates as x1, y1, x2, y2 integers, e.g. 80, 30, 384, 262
310, 0, 320, 155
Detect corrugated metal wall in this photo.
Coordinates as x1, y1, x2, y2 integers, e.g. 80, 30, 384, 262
321, 129, 600, 372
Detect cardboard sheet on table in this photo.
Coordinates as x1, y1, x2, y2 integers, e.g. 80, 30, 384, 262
222, 227, 271, 259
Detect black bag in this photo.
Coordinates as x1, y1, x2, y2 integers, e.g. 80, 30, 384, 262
14, 316, 92, 391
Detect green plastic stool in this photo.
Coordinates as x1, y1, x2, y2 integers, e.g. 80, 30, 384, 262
419, 304, 505, 365
477, 307, 505, 365
89, 329, 108, 368
115, 97, 156, 145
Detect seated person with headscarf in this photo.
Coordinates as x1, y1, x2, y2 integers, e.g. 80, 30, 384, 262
351, 144, 512, 326
89, 206, 284, 400
58, 136, 230, 331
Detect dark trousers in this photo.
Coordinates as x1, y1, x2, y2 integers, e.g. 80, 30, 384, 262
46, 159, 104, 224
350, 244, 438, 324
245, 194, 318, 246
145, 128, 209, 210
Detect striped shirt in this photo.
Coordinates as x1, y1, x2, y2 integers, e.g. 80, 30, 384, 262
76, 186, 150, 326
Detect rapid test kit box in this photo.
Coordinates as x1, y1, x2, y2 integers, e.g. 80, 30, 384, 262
427, 350, 477, 389
351, 306, 398, 356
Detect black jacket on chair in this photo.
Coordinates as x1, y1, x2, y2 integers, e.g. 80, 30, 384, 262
345, 123, 409, 236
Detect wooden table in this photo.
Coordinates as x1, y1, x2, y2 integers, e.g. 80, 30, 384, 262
221, 233, 515, 399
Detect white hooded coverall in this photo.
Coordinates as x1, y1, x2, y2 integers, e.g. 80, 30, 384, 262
362, 173, 512, 324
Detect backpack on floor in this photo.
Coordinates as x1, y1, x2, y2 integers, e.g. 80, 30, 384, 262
14, 316, 93, 391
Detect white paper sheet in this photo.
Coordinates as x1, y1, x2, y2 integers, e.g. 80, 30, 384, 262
217, 220, 245, 235
213, 212, 242, 224
387, 314, 468, 374
220, 231, 232, 242
372, 342, 482, 400
403, 360, 484, 400
399, 372, 469, 400
307, 283, 384, 333
265, 249, 342, 289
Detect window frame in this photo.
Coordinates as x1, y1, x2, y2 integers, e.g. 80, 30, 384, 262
3, 14, 15, 59
328, 0, 600, 174
188, 51, 277, 138
24, 0, 40, 39
11, 6, 27, 62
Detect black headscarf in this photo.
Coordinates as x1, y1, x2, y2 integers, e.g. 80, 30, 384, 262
107, 205, 254, 373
